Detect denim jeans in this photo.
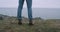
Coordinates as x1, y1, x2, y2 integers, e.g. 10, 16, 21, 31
17, 0, 32, 20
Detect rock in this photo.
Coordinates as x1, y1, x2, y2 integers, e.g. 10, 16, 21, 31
0, 16, 3, 20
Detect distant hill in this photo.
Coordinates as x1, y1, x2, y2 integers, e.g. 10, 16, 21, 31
0, 14, 43, 19
0, 14, 9, 17
0, 14, 10, 20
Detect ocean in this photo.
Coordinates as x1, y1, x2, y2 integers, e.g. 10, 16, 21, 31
0, 8, 60, 19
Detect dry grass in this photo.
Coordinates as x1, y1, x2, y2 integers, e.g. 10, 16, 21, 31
0, 17, 60, 32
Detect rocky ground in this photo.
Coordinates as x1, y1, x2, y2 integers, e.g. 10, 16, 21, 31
0, 14, 60, 32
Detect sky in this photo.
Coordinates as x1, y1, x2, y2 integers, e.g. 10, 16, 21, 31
0, 0, 60, 8
0, 0, 60, 19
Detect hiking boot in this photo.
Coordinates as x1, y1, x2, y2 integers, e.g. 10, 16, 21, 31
29, 20, 33, 25
18, 19, 22, 25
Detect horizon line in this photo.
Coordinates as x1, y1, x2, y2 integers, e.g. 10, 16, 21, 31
0, 7, 60, 8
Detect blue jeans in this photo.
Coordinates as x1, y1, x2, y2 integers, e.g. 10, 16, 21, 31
17, 0, 32, 20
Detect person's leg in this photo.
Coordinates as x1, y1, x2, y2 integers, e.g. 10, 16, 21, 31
26, 0, 33, 25
17, 0, 24, 25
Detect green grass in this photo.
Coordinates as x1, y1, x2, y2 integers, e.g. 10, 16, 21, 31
0, 18, 60, 32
